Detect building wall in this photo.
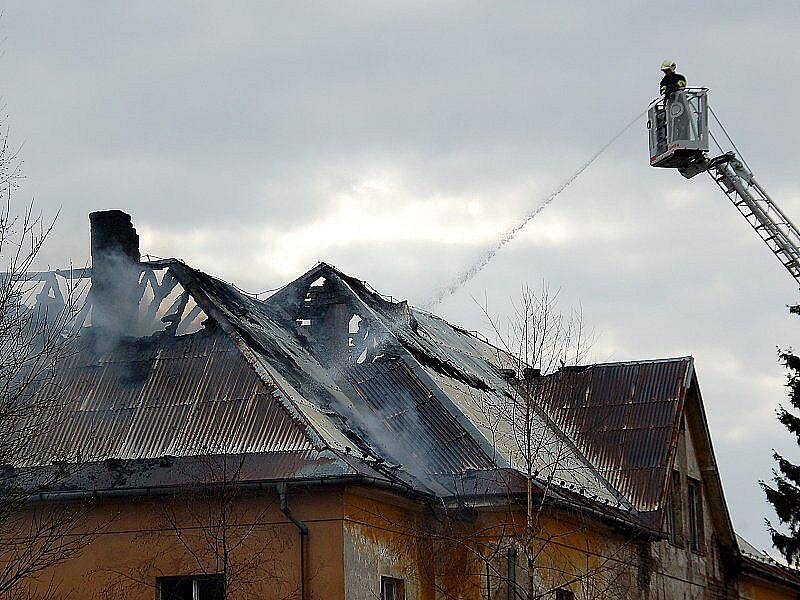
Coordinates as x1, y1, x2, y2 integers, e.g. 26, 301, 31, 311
739, 573, 798, 600
341, 484, 645, 600
648, 413, 731, 599
343, 486, 433, 600
9, 480, 799, 600
646, 411, 797, 600
510, 510, 641, 599
16, 486, 346, 600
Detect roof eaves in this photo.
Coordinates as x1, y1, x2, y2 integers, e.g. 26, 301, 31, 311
741, 555, 800, 590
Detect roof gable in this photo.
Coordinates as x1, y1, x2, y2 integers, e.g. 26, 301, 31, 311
682, 373, 738, 553
537, 358, 692, 512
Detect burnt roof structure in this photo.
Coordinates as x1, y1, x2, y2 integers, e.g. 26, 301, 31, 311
7, 210, 800, 591
20, 260, 629, 503
0, 212, 756, 540
14, 255, 714, 523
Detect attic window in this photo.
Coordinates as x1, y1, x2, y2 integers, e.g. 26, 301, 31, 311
381, 576, 405, 600
668, 470, 684, 547
688, 477, 705, 553
310, 277, 326, 287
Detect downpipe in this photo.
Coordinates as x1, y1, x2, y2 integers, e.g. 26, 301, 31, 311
278, 483, 309, 600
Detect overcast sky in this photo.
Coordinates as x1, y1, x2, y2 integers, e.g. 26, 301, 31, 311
3, 1, 800, 554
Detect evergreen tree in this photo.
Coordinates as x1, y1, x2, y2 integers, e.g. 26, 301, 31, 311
763, 306, 800, 566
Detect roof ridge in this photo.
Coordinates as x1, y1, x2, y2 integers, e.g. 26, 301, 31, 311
309, 263, 694, 373
585, 356, 694, 367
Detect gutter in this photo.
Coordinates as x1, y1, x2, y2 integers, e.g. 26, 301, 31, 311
740, 555, 800, 591
441, 490, 660, 539
21, 471, 423, 503
278, 483, 309, 600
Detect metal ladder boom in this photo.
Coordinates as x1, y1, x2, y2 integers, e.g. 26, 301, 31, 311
709, 157, 800, 285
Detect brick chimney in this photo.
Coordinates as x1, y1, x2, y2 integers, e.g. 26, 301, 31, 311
89, 210, 141, 336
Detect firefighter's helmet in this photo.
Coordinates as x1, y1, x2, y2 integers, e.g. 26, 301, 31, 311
661, 60, 677, 72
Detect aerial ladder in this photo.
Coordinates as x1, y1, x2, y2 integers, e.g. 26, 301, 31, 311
648, 88, 800, 285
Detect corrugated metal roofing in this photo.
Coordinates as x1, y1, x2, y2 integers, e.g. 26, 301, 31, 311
346, 357, 494, 477
404, 311, 626, 505
19, 259, 695, 515
261, 264, 629, 505
24, 329, 316, 466
536, 358, 693, 511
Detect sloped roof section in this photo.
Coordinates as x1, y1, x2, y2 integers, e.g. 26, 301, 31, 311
24, 327, 316, 465
399, 311, 627, 506
737, 534, 800, 590
537, 358, 693, 511
19, 261, 403, 489
346, 357, 493, 478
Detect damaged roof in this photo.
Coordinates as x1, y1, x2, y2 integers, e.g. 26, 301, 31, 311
19, 259, 699, 520
256, 262, 629, 504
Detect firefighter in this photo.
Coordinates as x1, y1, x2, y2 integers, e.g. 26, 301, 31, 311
660, 60, 687, 99
659, 60, 691, 141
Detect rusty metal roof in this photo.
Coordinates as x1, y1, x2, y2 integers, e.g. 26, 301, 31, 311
537, 358, 693, 511
25, 329, 317, 466
17, 259, 694, 515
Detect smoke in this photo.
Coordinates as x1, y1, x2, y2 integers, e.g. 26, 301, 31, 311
422, 109, 646, 309
88, 247, 144, 352
292, 279, 445, 490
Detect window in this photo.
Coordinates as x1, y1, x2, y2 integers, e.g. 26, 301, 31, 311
668, 470, 684, 547
485, 544, 534, 600
158, 575, 225, 600
381, 576, 405, 600
687, 478, 705, 553
556, 589, 576, 600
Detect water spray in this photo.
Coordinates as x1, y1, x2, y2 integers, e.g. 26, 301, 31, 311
421, 109, 647, 310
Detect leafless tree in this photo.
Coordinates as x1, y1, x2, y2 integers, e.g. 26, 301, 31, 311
159, 453, 295, 599
477, 282, 592, 517
0, 122, 94, 599
471, 284, 647, 599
